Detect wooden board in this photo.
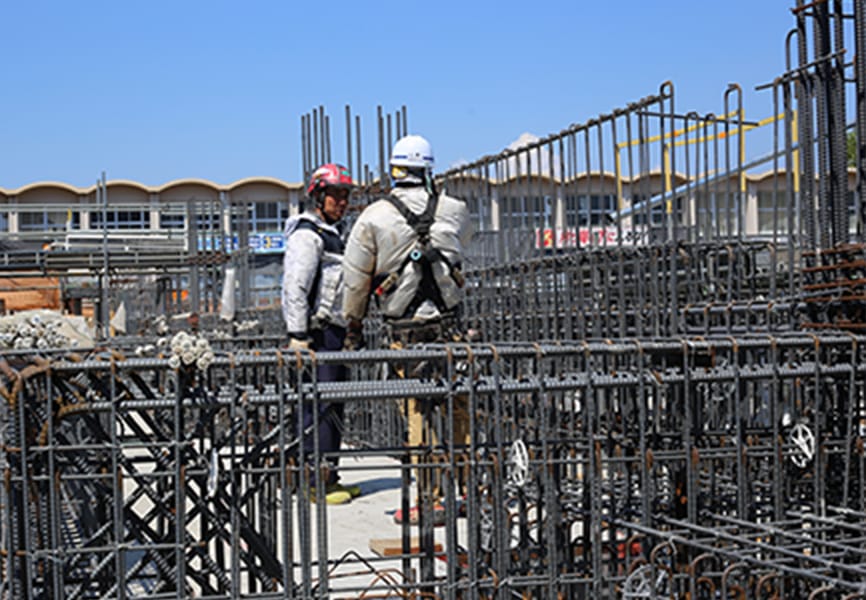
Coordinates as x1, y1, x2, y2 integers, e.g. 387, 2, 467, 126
0, 278, 60, 311
369, 537, 443, 557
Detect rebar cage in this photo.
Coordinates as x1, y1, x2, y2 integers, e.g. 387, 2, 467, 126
5, 1, 866, 598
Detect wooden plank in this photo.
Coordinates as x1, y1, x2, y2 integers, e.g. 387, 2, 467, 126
369, 537, 442, 557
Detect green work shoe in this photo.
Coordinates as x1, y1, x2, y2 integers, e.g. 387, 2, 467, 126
329, 482, 362, 498
310, 488, 352, 505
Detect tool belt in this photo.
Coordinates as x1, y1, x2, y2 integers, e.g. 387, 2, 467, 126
384, 314, 462, 346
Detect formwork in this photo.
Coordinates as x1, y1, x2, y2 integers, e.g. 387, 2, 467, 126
4, 0, 866, 598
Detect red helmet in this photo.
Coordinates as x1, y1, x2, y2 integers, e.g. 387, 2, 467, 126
306, 163, 354, 197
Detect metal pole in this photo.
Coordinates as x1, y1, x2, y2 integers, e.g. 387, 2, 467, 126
100, 171, 109, 340
355, 115, 362, 186
325, 114, 331, 163
345, 105, 352, 178
312, 108, 319, 168
319, 104, 326, 165
377, 105, 385, 187
855, 0, 866, 242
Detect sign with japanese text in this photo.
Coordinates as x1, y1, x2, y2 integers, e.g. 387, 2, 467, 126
535, 227, 648, 248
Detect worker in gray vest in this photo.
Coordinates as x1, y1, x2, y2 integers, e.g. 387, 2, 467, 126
282, 163, 360, 505
342, 135, 472, 525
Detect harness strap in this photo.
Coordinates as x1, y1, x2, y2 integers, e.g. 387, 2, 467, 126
384, 193, 439, 244
292, 219, 344, 313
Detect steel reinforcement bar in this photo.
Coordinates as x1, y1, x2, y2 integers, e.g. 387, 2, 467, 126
1, 335, 864, 598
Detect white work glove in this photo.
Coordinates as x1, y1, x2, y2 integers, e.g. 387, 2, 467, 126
288, 337, 310, 351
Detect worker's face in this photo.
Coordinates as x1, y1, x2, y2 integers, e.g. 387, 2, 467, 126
320, 186, 350, 222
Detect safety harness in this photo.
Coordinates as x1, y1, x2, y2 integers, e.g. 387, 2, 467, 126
293, 219, 344, 318
374, 193, 464, 317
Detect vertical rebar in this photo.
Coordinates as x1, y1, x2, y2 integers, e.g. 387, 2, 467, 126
855, 0, 866, 242
795, 1, 817, 249
345, 105, 352, 178
312, 108, 320, 169
355, 115, 362, 186
319, 104, 326, 166
100, 171, 109, 340
377, 105, 385, 186
831, 0, 848, 244
812, 0, 833, 248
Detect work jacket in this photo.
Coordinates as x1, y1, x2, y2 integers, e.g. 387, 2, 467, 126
281, 210, 346, 338
343, 186, 472, 323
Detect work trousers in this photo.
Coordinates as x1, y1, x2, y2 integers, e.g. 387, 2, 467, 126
386, 317, 470, 501
301, 324, 346, 486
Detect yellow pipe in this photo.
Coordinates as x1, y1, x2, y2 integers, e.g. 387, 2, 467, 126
670, 112, 785, 148
792, 110, 800, 194
739, 106, 747, 194
617, 110, 738, 150
615, 147, 624, 212
663, 145, 673, 213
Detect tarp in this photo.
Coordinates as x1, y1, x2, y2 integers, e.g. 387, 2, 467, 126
0, 309, 94, 350
0, 277, 61, 311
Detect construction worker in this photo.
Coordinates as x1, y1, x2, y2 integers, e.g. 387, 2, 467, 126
282, 163, 361, 505
342, 135, 472, 525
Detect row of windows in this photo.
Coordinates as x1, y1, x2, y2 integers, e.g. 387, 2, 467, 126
498, 195, 620, 228
0, 202, 290, 234
3, 192, 861, 237
463, 194, 624, 229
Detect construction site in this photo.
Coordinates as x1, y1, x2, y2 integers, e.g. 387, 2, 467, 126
3, 1, 866, 598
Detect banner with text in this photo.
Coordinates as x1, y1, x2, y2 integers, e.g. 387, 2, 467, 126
535, 227, 648, 248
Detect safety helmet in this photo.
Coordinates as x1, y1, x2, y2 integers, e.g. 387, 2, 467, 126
306, 163, 354, 198
389, 135, 434, 170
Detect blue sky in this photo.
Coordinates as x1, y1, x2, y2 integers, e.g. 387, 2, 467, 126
0, 1, 801, 189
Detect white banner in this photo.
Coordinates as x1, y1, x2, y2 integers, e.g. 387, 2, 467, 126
535, 226, 648, 248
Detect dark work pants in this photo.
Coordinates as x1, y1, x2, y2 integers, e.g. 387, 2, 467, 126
303, 324, 346, 486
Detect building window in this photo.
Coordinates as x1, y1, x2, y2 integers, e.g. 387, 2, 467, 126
757, 190, 792, 234
231, 201, 288, 233
160, 209, 185, 229
251, 201, 287, 232
0, 212, 8, 232
160, 207, 223, 231
194, 209, 221, 232
19, 209, 79, 232
91, 209, 149, 230
565, 194, 616, 226
501, 195, 548, 230
466, 194, 491, 232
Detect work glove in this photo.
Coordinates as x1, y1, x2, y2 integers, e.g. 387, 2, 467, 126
344, 320, 365, 351
287, 337, 311, 351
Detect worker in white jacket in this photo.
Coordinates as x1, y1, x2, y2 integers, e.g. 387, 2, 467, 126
342, 135, 472, 525
282, 163, 360, 505
343, 135, 472, 344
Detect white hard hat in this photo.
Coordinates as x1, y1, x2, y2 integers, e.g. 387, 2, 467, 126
389, 135, 434, 170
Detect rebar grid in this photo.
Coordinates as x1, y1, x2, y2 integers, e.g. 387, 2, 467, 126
461, 240, 801, 341
1, 334, 864, 598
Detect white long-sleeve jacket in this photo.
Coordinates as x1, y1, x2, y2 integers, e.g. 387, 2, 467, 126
342, 186, 472, 323
281, 211, 346, 338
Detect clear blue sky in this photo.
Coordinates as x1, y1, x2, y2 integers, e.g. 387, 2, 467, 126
0, 1, 801, 189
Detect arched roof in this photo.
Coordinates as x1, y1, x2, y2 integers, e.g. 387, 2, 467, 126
157, 178, 221, 194
3, 181, 84, 195
106, 179, 152, 193
227, 176, 301, 191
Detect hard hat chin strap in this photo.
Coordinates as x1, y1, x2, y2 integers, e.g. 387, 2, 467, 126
424, 170, 437, 197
